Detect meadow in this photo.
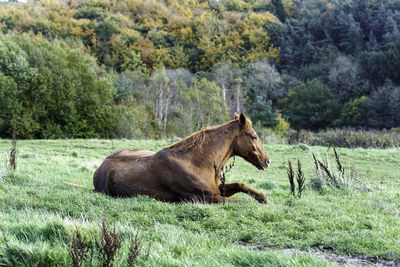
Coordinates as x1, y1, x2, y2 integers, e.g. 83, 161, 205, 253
0, 139, 399, 266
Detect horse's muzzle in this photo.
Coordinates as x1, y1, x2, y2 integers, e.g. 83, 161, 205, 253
258, 159, 271, 170
258, 161, 267, 170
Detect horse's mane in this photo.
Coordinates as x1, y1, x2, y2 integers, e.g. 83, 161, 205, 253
166, 118, 251, 153
166, 129, 208, 153
166, 122, 231, 153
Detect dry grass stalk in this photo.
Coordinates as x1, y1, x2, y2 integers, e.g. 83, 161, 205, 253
9, 128, 17, 170
287, 160, 295, 196
145, 243, 151, 261
334, 148, 345, 180
312, 153, 319, 171
127, 232, 143, 266
95, 221, 122, 267
296, 160, 305, 198
69, 230, 92, 267
318, 160, 339, 188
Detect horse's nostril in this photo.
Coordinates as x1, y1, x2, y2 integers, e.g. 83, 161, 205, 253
267, 160, 271, 166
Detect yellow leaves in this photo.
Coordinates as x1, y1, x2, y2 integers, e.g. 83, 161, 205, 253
246, 12, 280, 27
70, 26, 85, 37
0, 0, 283, 72
120, 28, 141, 43
176, 27, 194, 42
274, 113, 290, 135
167, 14, 190, 30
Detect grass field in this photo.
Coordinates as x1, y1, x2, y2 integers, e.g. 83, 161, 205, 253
0, 139, 399, 266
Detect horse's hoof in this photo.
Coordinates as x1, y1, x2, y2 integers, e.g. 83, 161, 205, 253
257, 195, 269, 204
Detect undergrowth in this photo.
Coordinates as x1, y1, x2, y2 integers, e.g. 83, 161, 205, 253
309, 148, 371, 194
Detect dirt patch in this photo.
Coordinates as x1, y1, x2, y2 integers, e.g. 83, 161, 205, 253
238, 243, 399, 266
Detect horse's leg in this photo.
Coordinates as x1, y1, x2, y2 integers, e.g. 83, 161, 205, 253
220, 183, 269, 204
209, 195, 239, 203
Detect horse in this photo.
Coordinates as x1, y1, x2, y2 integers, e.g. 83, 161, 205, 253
93, 113, 271, 203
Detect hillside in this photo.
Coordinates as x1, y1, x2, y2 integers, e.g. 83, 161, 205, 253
0, 0, 400, 139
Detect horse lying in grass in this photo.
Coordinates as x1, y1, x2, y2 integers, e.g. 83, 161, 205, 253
93, 113, 271, 203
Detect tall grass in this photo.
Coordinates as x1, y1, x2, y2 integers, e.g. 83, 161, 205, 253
309, 150, 371, 194
289, 128, 400, 148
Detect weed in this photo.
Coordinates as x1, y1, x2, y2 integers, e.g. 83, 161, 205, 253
287, 160, 295, 197
287, 160, 306, 198
127, 231, 150, 266
296, 160, 305, 198
9, 128, 16, 171
69, 230, 93, 267
95, 221, 122, 267
310, 149, 370, 193
334, 148, 344, 181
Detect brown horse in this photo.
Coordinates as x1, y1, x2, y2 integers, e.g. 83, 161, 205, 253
93, 113, 271, 203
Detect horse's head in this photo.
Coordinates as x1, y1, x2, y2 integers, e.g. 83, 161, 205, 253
233, 113, 270, 170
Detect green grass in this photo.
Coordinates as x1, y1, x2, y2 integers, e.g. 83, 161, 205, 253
0, 139, 399, 266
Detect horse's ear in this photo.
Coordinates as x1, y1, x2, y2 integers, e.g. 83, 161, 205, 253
239, 113, 247, 128
234, 112, 239, 120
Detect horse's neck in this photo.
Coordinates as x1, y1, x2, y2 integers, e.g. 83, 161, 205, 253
199, 122, 238, 171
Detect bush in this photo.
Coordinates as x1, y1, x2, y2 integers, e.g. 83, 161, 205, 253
289, 128, 400, 148
0, 33, 121, 139
253, 122, 288, 144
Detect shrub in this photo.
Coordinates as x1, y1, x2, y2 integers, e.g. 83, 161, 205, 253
289, 128, 400, 148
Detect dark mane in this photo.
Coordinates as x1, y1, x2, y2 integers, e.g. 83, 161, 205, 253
166, 121, 237, 153
166, 128, 208, 153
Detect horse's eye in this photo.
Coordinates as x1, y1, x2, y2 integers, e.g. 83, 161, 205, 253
250, 135, 257, 141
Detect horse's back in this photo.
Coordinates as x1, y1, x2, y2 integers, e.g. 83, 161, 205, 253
93, 148, 216, 202
106, 149, 155, 159
93, 149, 155, 195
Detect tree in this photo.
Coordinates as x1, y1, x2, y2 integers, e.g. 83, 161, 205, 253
333, 96, 367, 127
0, 73, 21, 136
243, 60, 283, 103
280, 80, 340, 130
121, 51, 147, 73
0, 33, 118, 138
151, 68, 171, 133
249, 96, 279, 127
389, 87, 400, 127
211, 62, 234, 105
189, 78, 228, 128
328, 55, 362, 102
361, 83, 394, 128
270, 0, 287, 22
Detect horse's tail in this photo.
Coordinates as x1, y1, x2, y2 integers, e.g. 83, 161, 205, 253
64, 182, 93, 190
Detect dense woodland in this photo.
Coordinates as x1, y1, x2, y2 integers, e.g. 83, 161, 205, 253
0, 0, 399, 139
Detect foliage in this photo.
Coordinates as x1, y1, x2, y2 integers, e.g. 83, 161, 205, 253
289, 128, 400, 149
249, 96, 279, 128
1, 0, 400, 137
333, 96, 367, 127
273, 113, 290, 137
309, 150, 370, 194
0, 33, 119, 138
279, 80, 340, 130
0, 0, 281, 73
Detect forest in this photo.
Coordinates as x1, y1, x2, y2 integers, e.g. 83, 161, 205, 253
0, 0, 399, 139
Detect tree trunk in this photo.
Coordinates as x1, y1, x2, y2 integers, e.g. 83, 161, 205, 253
236, 83, 241, 114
